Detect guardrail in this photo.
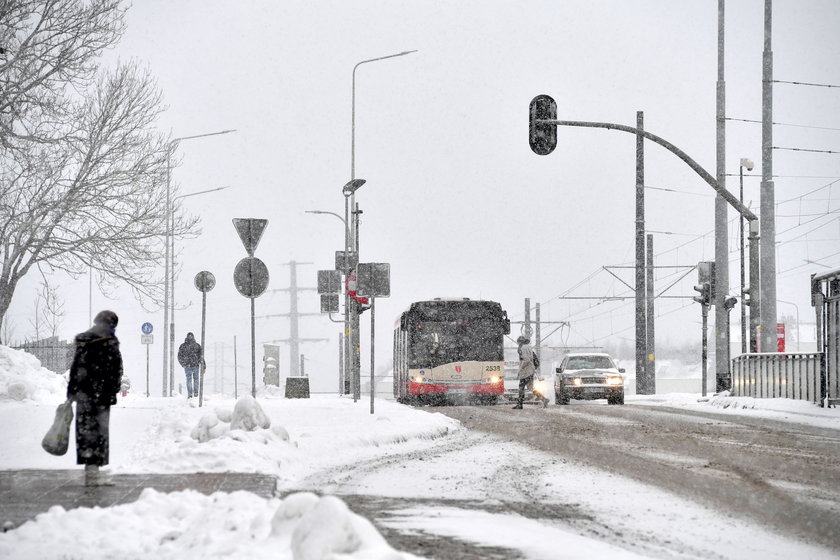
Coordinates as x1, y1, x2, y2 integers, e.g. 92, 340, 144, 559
731, 352, 823, 403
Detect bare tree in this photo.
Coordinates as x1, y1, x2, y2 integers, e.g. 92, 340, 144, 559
34, 270, 64, 338
0, 0, 125, 146
0, 1, 197, 328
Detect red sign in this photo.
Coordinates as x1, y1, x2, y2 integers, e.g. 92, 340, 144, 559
345, 271, 369, 305
777, 323, 785, 353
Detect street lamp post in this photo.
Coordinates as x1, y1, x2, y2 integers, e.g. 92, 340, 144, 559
305, 209, 348, 393
343, 179, 365, 402
169, 186, 230, 396
163, 129, 236, 396
348, 50, 417, 403
739, 158, 754, 354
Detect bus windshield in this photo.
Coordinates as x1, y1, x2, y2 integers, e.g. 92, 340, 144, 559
408, 319, 504, 368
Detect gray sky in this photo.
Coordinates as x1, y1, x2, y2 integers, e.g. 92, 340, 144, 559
7, 0, 840, 393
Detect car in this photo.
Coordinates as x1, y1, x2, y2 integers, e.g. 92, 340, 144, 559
554, 352, 625, 405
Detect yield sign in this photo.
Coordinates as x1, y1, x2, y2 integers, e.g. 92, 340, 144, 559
232, 218, 268, 256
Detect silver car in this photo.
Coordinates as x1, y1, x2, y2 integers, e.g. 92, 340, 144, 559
554, 353, 625, 405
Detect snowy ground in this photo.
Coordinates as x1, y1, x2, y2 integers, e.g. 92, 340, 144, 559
1, 345, 839, 559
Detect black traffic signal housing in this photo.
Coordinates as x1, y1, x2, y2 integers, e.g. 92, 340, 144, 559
529, 94, 557, 155
693, 283, 711, 306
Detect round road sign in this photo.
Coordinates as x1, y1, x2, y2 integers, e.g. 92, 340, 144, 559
194, 271, 216, 293
234, 257, 269, 298
141, 322, 153, 335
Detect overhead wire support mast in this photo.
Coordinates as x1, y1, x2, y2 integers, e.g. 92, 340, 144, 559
535, 118, 758, 222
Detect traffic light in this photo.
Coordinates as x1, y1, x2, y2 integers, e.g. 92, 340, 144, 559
529, 94, 557, 156
724, 296, 738, 310
693, 283, 711, 306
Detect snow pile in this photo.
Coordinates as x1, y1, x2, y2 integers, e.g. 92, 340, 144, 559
190, 395, 274, 443
629, 392, 840, 429
0, 489, 420, 560
106, 396, 460, 479
0, 345, 66, 403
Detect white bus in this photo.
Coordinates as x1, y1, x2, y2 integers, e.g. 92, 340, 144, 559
393, 298, 510, 405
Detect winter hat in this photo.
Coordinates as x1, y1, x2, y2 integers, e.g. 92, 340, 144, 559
94, 310, 119, 329
516, 335, 529, 344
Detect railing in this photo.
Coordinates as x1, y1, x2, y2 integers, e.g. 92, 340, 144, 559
731, 352, 823, 403
812, 268, 840, 406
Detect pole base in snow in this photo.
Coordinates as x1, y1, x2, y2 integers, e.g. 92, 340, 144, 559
285, 377, 310, 399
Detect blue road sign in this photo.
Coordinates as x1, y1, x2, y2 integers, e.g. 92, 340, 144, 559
141, 322, 153, 335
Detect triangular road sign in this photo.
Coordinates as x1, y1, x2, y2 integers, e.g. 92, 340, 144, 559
232, 218, 268, 256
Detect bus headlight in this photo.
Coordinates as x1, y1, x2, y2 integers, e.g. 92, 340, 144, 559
606, 376, 623, 386
488, 375, 500, 384
414, 376, 425, 383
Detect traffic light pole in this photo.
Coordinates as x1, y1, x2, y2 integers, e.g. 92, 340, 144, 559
537, 115, 760, 392
701, 302, 709, 397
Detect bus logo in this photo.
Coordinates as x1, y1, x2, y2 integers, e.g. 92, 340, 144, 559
455, 365, 462, 373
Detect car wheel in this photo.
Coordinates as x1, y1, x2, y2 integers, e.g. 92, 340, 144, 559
556, 389, 570, 405
615, 391, 625, 405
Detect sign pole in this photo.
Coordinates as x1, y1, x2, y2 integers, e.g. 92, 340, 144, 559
146, 344, 150, 398
234, 335, 238, 399
251, 296, 256, 397
370, 297, 376, 414
199, 289, 207, 407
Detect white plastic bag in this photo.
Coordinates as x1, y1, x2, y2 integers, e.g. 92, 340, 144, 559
41, 399, 74, 456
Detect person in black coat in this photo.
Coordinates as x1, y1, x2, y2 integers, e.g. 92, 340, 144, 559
67, 310, 123, 487
177, 332, 204, 398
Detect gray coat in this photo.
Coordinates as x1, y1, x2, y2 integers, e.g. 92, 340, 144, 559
518, 343, 536, 380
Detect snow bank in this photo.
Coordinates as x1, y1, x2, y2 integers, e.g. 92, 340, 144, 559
629, 392, 840, 430
190, 395, 273, 443
0, 489, 420, 560
0, 345, 66, 403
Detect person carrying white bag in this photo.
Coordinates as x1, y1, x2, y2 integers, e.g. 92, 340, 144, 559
41, 399, 74, 456
63, 310, 124, 487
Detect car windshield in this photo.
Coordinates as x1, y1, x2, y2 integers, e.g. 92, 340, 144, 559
564, 355, 616, 370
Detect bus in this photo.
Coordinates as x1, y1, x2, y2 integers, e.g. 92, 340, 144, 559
393, 298, 510, 405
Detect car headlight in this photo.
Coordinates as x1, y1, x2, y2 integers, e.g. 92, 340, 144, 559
573, 377, 582, 386
606, 376, 623, 386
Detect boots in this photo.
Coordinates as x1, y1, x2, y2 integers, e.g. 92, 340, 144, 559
512, 402, 523, 409
84, 464, 114, 487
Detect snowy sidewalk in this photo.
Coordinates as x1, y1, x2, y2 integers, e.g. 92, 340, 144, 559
0, 469, 278, 531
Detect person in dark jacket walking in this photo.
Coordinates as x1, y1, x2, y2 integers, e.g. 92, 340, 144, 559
178, 332, 204, 398
67, 310, 123, 487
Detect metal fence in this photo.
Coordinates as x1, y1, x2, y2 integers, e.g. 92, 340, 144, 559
812, 268, 840, 406
731, 353, 823, 402
12, 337, 74, 374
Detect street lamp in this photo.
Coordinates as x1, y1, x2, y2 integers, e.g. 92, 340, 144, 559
305, 208, 349, 394
347, 50, 417, 402
739, 157, 754, 354
343, 179, 365, 401
162, 129, 236, 396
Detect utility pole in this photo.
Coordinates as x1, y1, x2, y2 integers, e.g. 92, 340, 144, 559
715, 0, 731, 391
635, 111, 650, 394
535, 302, 542, 374
645, 234, 656, 393
759, 0, 777, 353
262, 261, 329, 381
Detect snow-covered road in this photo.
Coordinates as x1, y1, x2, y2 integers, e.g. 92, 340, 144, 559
3, 345, 840, 559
